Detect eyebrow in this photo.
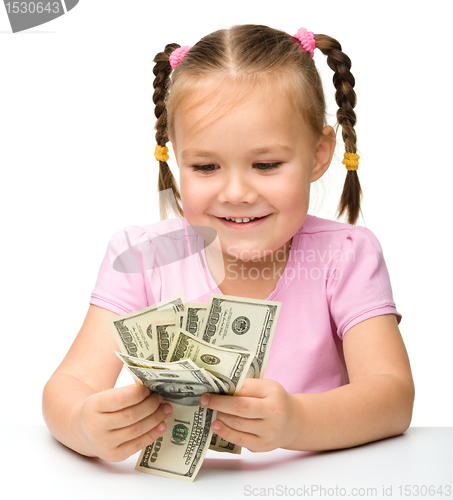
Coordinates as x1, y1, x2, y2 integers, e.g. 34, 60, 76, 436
181, 149, 216, 159
181, 144, 293, 159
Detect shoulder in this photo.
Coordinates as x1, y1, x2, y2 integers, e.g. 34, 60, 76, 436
294, 215, 384, 254
298, 217, 401, 338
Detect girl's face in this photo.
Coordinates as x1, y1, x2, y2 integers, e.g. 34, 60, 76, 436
171, 85, 334, 262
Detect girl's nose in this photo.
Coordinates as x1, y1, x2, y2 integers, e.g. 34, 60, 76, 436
217, 171, 258, 205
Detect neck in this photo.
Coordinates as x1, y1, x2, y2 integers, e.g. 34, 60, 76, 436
204, 238, 292, 291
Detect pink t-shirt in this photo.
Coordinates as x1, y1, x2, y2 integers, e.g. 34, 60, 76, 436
90, 215, 401, 395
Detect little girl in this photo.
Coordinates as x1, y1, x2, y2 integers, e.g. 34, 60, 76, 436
43, 24, 414, 461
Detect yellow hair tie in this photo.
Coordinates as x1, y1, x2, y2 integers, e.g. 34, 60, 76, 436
155, 144, 169, 162
342, 152, 360, 171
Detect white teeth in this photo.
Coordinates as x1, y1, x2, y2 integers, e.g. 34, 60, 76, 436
223, 216, 261, 223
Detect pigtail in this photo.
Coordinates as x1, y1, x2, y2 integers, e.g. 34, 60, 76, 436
315, 35, 362, 225
153, 43, 184, 220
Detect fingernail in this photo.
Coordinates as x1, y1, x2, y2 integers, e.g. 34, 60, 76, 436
212, 422, 221, 432
156, 395, 163, 404
162, 403, 172, 415
157, 422, 166, 433
201, 395, 209, 406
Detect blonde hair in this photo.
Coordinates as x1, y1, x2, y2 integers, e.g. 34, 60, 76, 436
153, 24, 361, 224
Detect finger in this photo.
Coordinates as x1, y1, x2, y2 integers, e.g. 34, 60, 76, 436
201, 393, 262, 419
216, 411, 262, 435
211, 419, 261, 451
96, 385, 151, 413
113, 403, 172, 445
109, 418, 169, 462
107, 393, 164, 430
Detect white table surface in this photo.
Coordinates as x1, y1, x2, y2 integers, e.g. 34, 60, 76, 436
1, 425, 452, 499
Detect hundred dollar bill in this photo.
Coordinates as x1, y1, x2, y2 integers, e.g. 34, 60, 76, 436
181, 303, 207, 337
126, 364, 219, 482
110, 293, 282, 468
201, 294, 281, 378
205, 372, 229, 395
115, 351, 199, 371
117, 351, 228, 396
201, 294, 281, 453
108, 294, 185, 360
124, 364, 221, 404
166, 329, 253, 396
152, 320, 177, 363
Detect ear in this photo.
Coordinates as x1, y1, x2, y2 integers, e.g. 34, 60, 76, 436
311, 126, 336, 182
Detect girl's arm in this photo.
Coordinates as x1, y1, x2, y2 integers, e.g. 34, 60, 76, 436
201, 314, 415, 452
287, 313, 414, 450
42, 304, 172, 461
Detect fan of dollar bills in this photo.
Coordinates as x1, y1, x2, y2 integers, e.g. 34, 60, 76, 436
109, 293, 281, 482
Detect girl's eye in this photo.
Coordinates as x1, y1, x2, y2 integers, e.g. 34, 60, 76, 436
254, 162, 281, 171
191, 162, 281, 173
191, 164, 218, 173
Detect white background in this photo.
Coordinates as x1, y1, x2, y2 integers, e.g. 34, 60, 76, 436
0, 1, 451, 427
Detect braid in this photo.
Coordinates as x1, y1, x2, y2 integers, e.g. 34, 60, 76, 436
315, 34, 362, 225
153, 43, 184, 220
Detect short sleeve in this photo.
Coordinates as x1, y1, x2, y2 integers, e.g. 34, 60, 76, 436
89, 226, 153, 315
326, 226, 402, 340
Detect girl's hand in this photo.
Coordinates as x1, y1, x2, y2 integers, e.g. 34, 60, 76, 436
78, 384, 172, 462
201, 378, 295, 452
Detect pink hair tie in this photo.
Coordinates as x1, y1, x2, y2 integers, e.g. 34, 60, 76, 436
293, 27, 316, 58
169, 45, 192, 69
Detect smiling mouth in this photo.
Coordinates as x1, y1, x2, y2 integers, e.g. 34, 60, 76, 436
220, 215, 268, 224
